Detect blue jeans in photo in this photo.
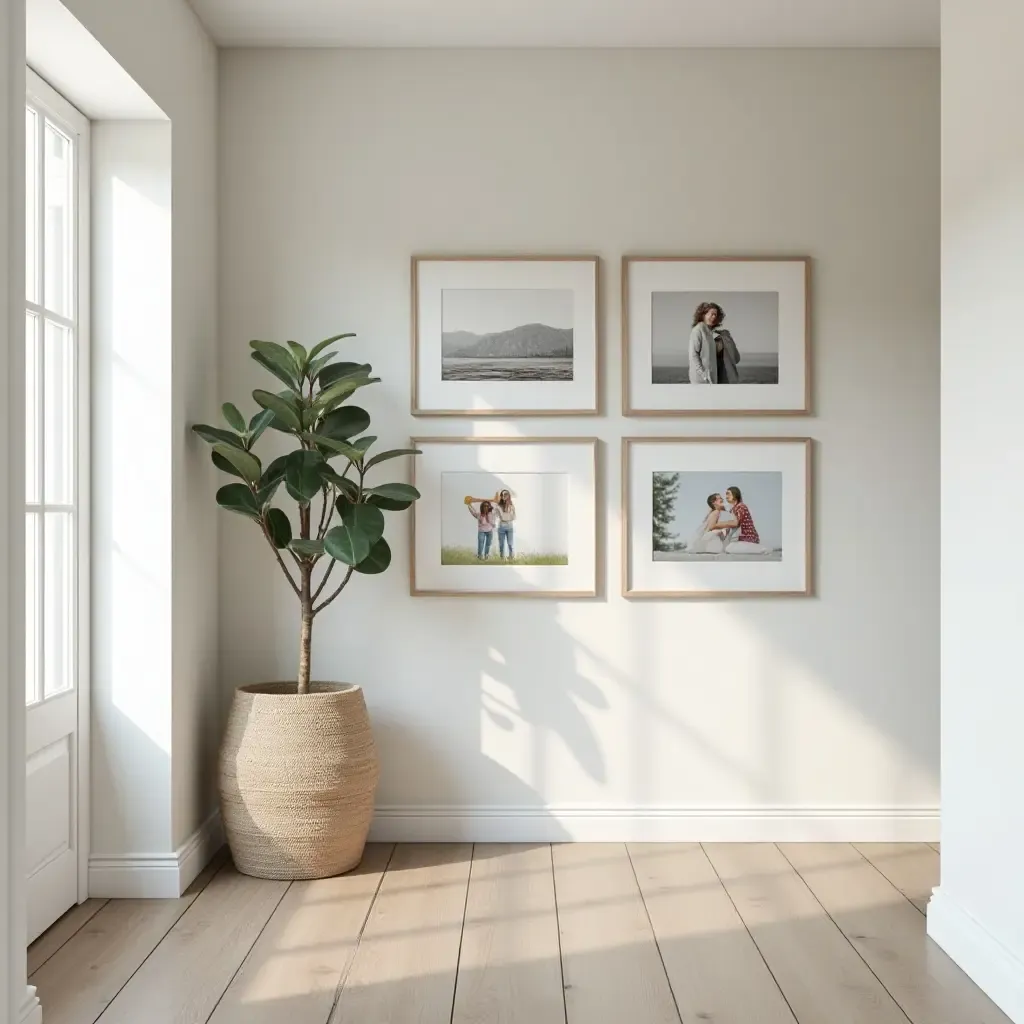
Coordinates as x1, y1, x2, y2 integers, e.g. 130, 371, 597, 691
497, 524, 515, 559
477, 530, 493, 559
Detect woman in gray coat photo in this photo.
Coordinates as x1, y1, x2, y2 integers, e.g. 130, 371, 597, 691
688, 302, 741, 384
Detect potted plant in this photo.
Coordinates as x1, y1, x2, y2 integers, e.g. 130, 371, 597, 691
192, 334, 420, 879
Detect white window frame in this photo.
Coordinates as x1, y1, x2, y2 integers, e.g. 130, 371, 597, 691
25, 67, 91, 899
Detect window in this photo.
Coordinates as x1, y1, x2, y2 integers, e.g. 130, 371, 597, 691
24, 72, 89, 707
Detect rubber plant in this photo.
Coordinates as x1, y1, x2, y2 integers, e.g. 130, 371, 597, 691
192, 335, 420, 694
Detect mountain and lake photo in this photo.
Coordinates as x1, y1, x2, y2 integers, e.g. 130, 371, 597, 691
441, 288, 574, 382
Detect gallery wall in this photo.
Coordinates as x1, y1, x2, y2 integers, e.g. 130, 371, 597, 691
218, 48, 940, 838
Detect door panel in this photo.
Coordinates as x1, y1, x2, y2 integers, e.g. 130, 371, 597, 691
25, 70, 90, 942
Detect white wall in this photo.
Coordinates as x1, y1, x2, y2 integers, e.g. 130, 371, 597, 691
91, 120, 174, 855
57, 0, 220, 856
219, 48, 940, 839
928, 1, 1024, 1018
1, 0, 34, 1016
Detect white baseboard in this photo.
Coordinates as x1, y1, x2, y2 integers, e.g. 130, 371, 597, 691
88, 810, 224, 899
20, 987, 42, 1024
368, 805, 939, 843
928, 887, 1024, 1023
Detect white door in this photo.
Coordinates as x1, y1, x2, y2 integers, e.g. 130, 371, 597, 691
24, 69, 90, 943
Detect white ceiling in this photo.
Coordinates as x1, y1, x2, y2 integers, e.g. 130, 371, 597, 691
188, 0, 939, 49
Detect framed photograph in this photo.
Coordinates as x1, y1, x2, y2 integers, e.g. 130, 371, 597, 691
411, 437, 598, 597
623, 437, 811, 597
412, 256, 599, 416
622, 256, 810, 416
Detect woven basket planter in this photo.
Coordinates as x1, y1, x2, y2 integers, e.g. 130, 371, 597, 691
219, 682, 379, 880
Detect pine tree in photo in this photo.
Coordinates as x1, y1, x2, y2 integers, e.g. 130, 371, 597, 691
652, 472, 681, 552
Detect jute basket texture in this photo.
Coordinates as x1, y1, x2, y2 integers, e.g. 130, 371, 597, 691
219, 682, 379, 880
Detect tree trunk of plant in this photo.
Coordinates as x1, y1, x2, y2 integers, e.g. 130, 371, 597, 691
298, 565, 313, 695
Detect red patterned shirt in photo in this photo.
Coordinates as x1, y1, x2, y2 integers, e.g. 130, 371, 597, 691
733, 503, 760, 544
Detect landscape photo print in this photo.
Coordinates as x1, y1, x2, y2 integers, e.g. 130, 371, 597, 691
412, 437, 598, 597
413, 256, 599, 415
624, 256, 809, 414
624, 437, 811, 597
442, 288, 574, 383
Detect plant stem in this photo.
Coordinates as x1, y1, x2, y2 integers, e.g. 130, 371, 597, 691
313, 565, 355, 615
297, 501, 313, 694
298, 564, 313, 694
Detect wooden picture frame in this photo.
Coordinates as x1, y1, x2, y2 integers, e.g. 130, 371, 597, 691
622, 436, 813, 598
411, 436, 600, 597
412, 255, 600, 417
622, 256, 811, 416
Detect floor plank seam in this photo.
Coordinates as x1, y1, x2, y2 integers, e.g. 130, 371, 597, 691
28, 899, 110, 977
623, 844, 684, 1024
326, 843, 399, 1023
448, 843, 476, 1024
774, 844, 916, 1024
202, 877, 294, 1024
851, 845, 928, 918
93, 859, 235, 1024
548, 844, 570, 1024
698, 844, 801, 1024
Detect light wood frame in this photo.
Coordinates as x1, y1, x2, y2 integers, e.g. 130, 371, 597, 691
621, 255, 812, 417
411, 255, 601, 417
622, 436, 813, 598
410, 436, 601, 598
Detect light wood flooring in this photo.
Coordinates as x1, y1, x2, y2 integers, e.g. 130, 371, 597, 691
29, 841, 1008, 1024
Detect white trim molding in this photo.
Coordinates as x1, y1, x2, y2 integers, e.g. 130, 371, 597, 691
368, 805, 940, 843
928, 887, 1024, 1024
88, 811, 223, 899
20, 986, 41, 1024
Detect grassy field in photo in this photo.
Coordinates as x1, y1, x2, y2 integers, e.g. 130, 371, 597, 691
441, 546, 568, 566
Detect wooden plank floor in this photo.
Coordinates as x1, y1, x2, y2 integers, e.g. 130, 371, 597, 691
29, 843, 1010, 1024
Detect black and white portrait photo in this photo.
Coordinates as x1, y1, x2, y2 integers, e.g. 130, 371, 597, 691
651, 291, 780, 385
623, 257, 809, 415
441, 288, 573, 382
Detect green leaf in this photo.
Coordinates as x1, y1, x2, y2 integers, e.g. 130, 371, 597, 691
256, 455, 288, 506
324, 503, 385, 566
212, 450, 244, 479
193, 424, 246, 449
319, 406, 370, 442
216, 483, 260, 519
251, 351, 301, 394
285, 450, 325, 504
221, 403, 247, 433
317, 361, 372, 389
310, 375, 378, 418
317, 462, 350, 489
308, 333, 356, 363
351, 435, 377, 454
301, 432, 364, 462
266, 507, 292, 548
251, 341, 301, 387
253, 389, 303, 432
366, 493, 413, 512
355, 537, 391, 575
365, 447, 421, 470
364, 482, 420, 503
247, 408, 276, 446
334, 479, 360, 507
286, 341, 308, 375
212, 444, 261, 483
289, 539, 325, 559
307, 353, 336, 383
